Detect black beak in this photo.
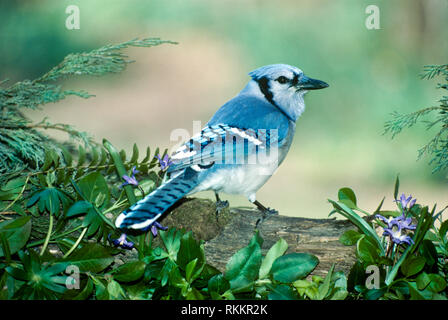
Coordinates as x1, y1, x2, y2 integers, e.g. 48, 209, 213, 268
298, 75, 329, 90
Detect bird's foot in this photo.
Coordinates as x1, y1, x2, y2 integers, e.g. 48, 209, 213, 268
215, 200, 229, 223
215, 199, 229, 213
255, 207, 279, 228
264, 207, 279, 216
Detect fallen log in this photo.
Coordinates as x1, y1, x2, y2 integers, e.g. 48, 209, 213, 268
160, 198, 357, 277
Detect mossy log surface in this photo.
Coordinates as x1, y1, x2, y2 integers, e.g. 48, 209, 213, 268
160, 198, 357, 277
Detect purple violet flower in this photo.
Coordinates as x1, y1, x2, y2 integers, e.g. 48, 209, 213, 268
395, 194, 417, 211
155, 154, 173, 171
375, 214, 400, 229
395, 213, 417, 231
375, 213, 416, 231
109, 233, 134, 250
375, 212, 417, 247
120, 166, 139, 188
383, 227, 414, 246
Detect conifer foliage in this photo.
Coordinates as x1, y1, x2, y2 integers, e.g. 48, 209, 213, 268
0, 38, 176, 180
384, 64, 448, 172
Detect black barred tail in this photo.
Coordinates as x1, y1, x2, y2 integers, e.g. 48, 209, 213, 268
115, 168, 198, 230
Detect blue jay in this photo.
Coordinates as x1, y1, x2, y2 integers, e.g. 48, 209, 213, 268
115, 64, 328, 230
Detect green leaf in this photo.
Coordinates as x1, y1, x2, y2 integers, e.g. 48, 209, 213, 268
338, 187, 357, 208
112, 261, 146, 283
185, 259, 198, 284
416, 272, 431, 290
365, 288, 386, 300
1, 177, 27, 192
103, 139, 137, 206
76, 172, 110, 209
270, 253, 319, 283
208, 274, 230, 295
329, 271, 348, 300
401, 256, 426, 277
249, 229, 264, 247
339, 230, 362, 246
141, 146, 151, 163
408, 282, 427, 300
357, 235, 381, 265
186, 287, 204, 300
385, 244, 413, 286
0, 177, 26, 200
40, 149, 54, 171
200, 264, 221, 281
62, 278, 94, 300
328, 199, 384, 255
268, 284, 298, 300
394, 175, 400, 200
107, 280, 125, 300
376, 210, 401, 218
62, 243, 113, 273
177, 231, 205, 278
0, 216, 32, 257
159, 228, 182, 261
27, 188, 72, 217
347, 261, 366, 291
6, 251, 68, 298
92, 276, 109, 300
427, 274, 447, 293
60, 145, 73, 167
124, 281, 155, 300
77, 145, 87, 167
439, 220, 448, 239
70, 180, 115, 234
66, 200, 93, 218
317, 264, 334, 300
259, 238, 288, 279
293, 279, 316, 299
168, 265, 188, 291
130, 143, 139, 163
160, 258, 176, 287
373, 197, 386, 214
135, 179, 156, 197
0, 232, 11, 263
225, 234, 262, 292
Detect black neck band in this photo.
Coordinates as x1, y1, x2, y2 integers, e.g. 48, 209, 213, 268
257, 77, 294, 122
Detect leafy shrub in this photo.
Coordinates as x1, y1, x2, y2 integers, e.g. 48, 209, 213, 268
329, 177, 448, 300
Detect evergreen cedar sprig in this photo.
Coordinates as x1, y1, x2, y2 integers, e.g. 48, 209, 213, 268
1, 37, 177, 110
384, 64, 448, 172
0, 38, 176, 178
41, 38, 177, 82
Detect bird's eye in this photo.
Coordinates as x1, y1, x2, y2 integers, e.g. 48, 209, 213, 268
276, 76, 289, 84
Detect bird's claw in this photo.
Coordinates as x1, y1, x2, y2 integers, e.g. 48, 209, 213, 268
215, 200, 229, 214
265, 207, 278, 216
255, 207, 279, 228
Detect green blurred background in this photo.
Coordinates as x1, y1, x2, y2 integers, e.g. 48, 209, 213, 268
1, 0, 447, 218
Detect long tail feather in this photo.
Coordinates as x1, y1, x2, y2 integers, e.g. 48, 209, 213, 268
115, 168, 198, 230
